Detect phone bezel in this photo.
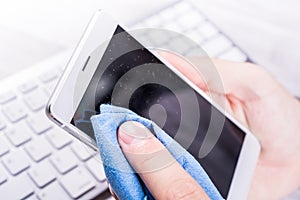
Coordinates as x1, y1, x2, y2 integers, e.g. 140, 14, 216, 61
46, 10, 261, 199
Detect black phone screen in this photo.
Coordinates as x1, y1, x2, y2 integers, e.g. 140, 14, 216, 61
72, 26, 245, 198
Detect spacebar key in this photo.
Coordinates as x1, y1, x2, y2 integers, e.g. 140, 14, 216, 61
60, 167, 96, 198
0, 175, 34, 199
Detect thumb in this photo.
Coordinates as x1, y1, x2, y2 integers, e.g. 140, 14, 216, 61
118, 121, 209, 200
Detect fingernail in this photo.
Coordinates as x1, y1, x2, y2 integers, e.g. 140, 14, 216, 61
118, 121, 151, 145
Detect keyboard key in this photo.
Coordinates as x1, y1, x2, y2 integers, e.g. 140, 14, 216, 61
24, 195, 38, 200
18, 81, 38, 94
26, 111, 52, 134
159, 7, 176, 21
28, 160, 56, 188
71, 142, 94, 161
178, 12, 205, 30
4, 121, 32, 146
39, 70, 58, 83
86, 157, 106, 182
199, 22, 219, 39
0, 114, 6, 130
186, 29, 206, 44
25, 137, 52, 162
46, 127, 72, 149
60, 167, 96, 198
219, 46, 247, 62
43, 80, 58, 96
23, 89, 49, 111
2, 150, 30, 175
0, 91, 16, 104
38, 182, 70, 200
0, 174, 34, 199
2, 100, 27, 122
172, 1, 191, 14
50, 147, 78, 174
0, 166, 7, 184
163, 22, 182, 33
201, 35, 232, 57
0, 136, 9, 156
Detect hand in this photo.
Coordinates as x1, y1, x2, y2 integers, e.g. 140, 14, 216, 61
159, 52, 300, 199
118, 121, 210, 200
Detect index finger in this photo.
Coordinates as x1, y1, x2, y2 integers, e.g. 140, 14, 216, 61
159, 51, 209, 92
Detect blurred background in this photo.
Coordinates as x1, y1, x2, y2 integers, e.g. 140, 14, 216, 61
0, 0, 299, 97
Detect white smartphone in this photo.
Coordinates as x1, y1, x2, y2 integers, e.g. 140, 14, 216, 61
46, 11, 261, 199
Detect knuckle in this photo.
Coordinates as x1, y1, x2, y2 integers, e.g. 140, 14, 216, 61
131, 148, 175, 173
165, 179, 202, 200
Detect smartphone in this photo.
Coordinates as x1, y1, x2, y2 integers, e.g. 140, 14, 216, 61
46, 11, 260, 199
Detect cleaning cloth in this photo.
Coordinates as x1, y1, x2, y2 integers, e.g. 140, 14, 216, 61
91, 104, 223, 200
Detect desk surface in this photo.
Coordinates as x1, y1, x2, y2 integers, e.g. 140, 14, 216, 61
0, 0, 299, 97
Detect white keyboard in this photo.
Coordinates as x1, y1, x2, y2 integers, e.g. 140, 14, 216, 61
130, 0, 249, 62
0, 66, 107, 200
0, 1, 251, 199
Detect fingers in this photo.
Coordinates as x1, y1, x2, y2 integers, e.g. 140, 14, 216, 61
159, 51, 234, 117
118, 121, 209, 200
158, 51, 229, 109
158, 51, 255, 128
159, 51, 276, 101
159, 51, 209, 92
207, 59, 292, 100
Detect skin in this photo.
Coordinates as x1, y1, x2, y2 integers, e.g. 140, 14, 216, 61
117, 52, 300, 200
118, 121, 209, 200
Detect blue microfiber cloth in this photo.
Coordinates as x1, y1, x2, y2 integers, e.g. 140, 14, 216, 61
91, 104, 223, 200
